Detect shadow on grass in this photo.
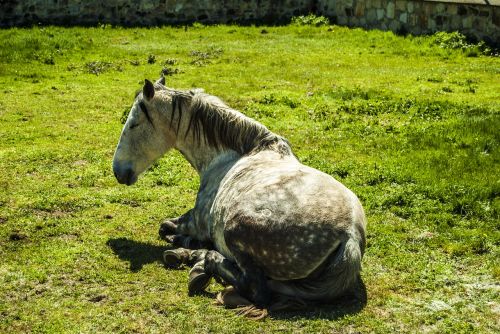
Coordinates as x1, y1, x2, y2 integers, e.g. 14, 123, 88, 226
269, 279, 367, 320
106, 237, 172, 272
107, 237, 367, 320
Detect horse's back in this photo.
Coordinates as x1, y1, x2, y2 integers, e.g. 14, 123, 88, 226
212, 151, 366, 281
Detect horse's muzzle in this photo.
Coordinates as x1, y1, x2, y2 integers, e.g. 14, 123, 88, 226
113, 161, 137, 186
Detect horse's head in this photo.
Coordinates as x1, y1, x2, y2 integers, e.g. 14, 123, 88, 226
113, 77, 176, 185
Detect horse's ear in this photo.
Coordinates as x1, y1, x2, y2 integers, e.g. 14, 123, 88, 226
143, 79, 155, 100
155, 75, 165, 86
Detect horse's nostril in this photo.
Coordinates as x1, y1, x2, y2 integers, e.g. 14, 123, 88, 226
113, 163, 136, 185
125, 169, 133, 185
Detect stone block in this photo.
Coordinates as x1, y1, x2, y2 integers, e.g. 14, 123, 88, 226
436, 3, 445, 14
386, 2, 395, 19
400, 12, 407, 24
389, 20, 400, 32
458, 5, 467, 16
377, 9, 385, 21
476, 17, 486, 31
428, 18, 436, 31
424, 3, 433, 16
493, 9, 500, 27
407, 1, 414, 14
174, 3, 184, 13
377, 8, 385, 20
140, 2, 155, 11
419, 14, 428, 28
409, 13, 419, 26
447, 5, 457, 16
68, 4, 80, 15
468, 6, 479, 16
411, 26, 421, 35
343, 0, 354, 7
338, 16, 348, 25
395, 0, 406, 11
463, 16, 473, 29
166, 0, 176, 9
479, 10, 490, 18
372, 0, 382, 8
450, 15, 461, 29
435, 15, 446, 26
355, 3, 365, 17
367, 8, 377, 22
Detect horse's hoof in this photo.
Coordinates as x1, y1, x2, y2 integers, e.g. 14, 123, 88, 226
163, 248, 191, 268
188, 262, 211, 295
159, 220, 177, 239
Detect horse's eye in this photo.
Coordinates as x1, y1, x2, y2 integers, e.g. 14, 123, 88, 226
130, 123, 140, 129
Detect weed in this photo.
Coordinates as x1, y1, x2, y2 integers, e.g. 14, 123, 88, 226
258, 93, 300, 108
163, 58, 177, 66
147, 54, 156, 64
427, 77, 444, 83
432, 31, 491, 56
189, 46, 223, 66
291, 14, 330, 26
85, 61, 115, 75
161, 67, 182, 76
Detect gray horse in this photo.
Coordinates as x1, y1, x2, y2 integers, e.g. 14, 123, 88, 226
113, 78, 367, 313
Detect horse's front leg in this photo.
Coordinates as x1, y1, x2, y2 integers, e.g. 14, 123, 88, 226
158, 209, 192, 239
159, 209, 213, 250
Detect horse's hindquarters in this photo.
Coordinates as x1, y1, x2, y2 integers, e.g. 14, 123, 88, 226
215, 158, 366, 282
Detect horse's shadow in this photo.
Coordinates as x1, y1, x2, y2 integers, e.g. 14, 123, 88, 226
106, 237, 367, 320
106, 237, 174, 272
268, 281, 367, 320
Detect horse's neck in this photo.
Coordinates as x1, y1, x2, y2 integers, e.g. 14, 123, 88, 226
175, 136, 238, 176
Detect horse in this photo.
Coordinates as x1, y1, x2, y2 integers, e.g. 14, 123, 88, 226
112, 77, 367, 315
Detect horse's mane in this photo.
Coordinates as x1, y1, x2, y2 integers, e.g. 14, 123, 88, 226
171, 90, 293, 156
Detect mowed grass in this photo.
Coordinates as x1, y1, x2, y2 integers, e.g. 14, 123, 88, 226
0, 23, 499, 333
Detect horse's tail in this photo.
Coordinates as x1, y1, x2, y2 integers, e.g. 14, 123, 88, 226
266, 225, 366, 309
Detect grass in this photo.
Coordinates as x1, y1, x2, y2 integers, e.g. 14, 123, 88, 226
0, 23, 499, 333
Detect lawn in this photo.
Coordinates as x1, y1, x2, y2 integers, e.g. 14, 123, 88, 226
0, 22, 499, 333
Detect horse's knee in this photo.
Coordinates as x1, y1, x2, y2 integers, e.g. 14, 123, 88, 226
159, 220, 177, 239
204, 250, 227, 274
203, 251, 241, 287
160, 210, 193, 238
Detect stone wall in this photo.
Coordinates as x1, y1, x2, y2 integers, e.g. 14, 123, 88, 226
320, 0, 499, 45
0, 0, 315, 27
0, 0, 498, 45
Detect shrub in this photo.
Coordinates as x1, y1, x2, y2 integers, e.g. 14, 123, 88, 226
432, 31, 491, 56
291, 14, 330, 27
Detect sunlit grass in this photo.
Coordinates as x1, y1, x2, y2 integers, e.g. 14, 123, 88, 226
0, 24, 499, 333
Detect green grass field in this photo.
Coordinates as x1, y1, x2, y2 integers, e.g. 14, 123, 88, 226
0, 23, 499, 333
